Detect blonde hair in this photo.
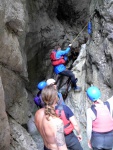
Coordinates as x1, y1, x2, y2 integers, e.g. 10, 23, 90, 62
41, 85, 58, 120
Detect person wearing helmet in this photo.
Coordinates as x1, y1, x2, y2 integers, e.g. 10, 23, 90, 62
34, 81, 47, 108
86, 86, 113, 150
35, 85, 68, 150
37, 81, 47, 91
47, 78, 83, 150
46, 78, 65, 105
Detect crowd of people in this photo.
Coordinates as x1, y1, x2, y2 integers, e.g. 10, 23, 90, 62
33, 44, 113, 150
34, 78, 83, 150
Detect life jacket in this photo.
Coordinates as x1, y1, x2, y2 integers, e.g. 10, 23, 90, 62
91, 102, 113, 132
50, 50, 65, 66
55, 105, 74, 135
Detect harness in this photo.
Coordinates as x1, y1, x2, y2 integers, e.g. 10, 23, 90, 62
55, 105, 74, 135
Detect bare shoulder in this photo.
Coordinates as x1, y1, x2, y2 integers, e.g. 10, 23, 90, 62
35, 108, 45, 120
35, 108, 44, 116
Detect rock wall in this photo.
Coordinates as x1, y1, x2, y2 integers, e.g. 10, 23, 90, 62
1, 0, 113, 150
0, 0, 37, 149
86, 0, 113, 99
0, 77, 10, 150
66, 0, 113, 150
25, 0, 90, 91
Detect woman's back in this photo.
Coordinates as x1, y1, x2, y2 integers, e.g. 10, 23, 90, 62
35, 108, 67, 150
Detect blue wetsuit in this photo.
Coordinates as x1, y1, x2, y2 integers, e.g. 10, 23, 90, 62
53, 46, 78, 88
54, 47, 71, 74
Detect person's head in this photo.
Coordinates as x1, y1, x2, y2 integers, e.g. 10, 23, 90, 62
86, 86, 101, 102
37, 81, 47, 91
46, 78, 57, 89
41, 85, 58, 120
55, 45, 61, 51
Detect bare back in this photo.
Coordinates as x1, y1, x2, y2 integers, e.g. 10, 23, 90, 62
35, 108, 67, 150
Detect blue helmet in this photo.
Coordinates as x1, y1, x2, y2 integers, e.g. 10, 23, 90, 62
86, 86, 101, 101
37, 81, 47, 90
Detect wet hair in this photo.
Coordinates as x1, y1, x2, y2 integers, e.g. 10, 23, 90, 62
41, 85, 58, 120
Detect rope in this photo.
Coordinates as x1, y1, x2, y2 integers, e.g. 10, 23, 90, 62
71, 0, 99, 45
71, 23, 88, 44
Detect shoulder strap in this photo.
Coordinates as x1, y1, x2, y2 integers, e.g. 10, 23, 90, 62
91, 101, 110, 117
91, 105, 97, 116
57, 105, 63, 117
37, 91, 41, 96
104, 101, 110, 112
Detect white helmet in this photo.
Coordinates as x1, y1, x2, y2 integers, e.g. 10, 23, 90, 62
46, 78, 56, 86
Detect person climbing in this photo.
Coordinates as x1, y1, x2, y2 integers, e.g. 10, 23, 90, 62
55, 103, 83, 150
34, 81, 47, 108
86, 86, 113, 150
35, 85, 68, 150
46, 78, 65, 105
50, 44, 81, 92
